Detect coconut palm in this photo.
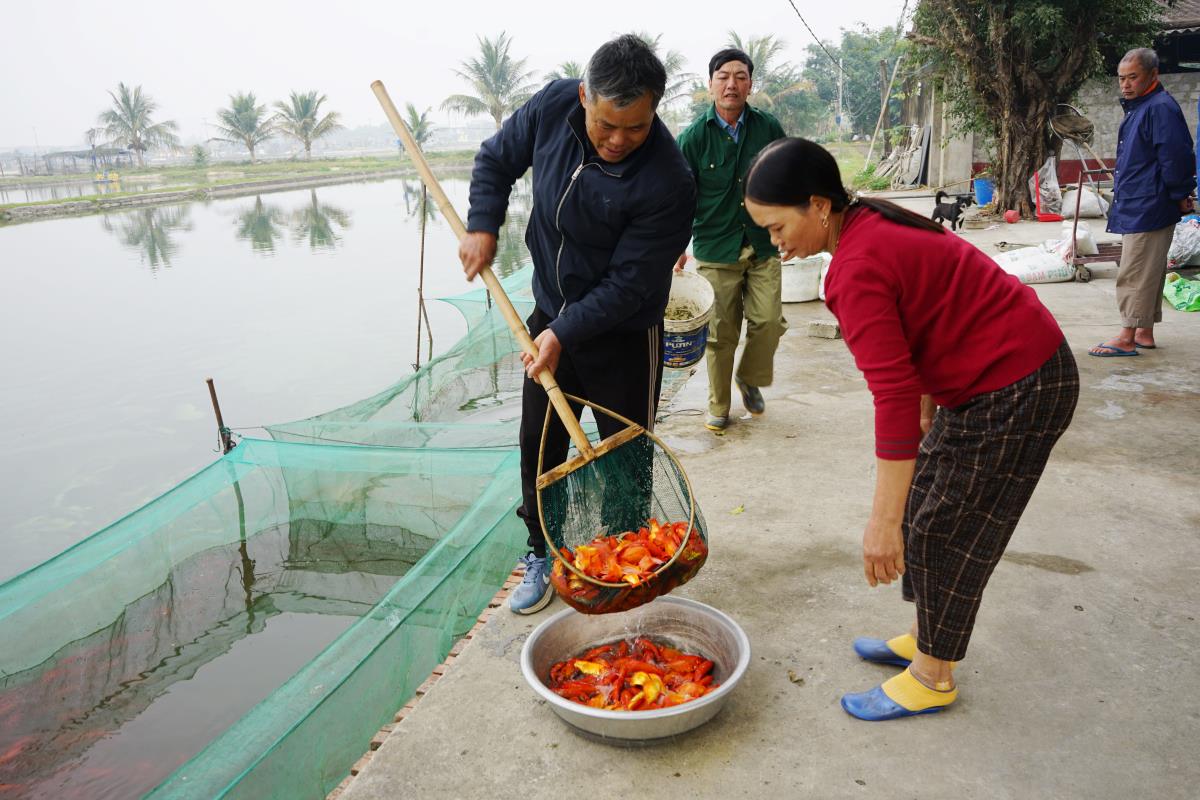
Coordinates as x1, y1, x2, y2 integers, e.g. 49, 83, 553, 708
97, 83, 180, 168
724, 32, 808, 119
214, 92, 274, 163
403, 103, 435, 150
545, 60, 584, 81
235, 196, 286, 253
631, 32, 695, 106
272, 91, 343, 159
291, 189, 351, 250
441, 32, 539, 130
102, 206, 192, 271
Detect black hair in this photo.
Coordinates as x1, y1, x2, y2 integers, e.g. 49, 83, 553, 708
584, 34, 667, 109
745, 137, 946, 234
709, 48, 754, 79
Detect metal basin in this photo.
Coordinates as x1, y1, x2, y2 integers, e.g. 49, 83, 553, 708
520, 596, 751, 745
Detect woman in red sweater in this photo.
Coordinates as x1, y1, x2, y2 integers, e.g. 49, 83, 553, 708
745, 138, 1079, 721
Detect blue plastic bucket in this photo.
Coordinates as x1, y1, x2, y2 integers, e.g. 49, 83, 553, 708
973, 178, 995, 206
662, 270, 715, 369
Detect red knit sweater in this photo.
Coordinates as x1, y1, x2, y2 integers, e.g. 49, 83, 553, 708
824, 207, 1064, 460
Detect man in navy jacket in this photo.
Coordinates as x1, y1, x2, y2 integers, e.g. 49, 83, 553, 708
1089, 48, 1195, 357
458, 34, 696, 613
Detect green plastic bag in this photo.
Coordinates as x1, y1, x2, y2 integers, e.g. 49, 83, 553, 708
1163, 272, 1200, 312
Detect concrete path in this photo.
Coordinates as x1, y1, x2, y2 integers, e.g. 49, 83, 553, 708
343, 205, 1200, 800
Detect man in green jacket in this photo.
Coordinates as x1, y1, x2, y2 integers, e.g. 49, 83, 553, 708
676, 48, 787, 431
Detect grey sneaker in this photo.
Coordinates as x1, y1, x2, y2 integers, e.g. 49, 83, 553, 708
736, 379, 765, 415
705, 414, 729, 431
510, 553, 553, 615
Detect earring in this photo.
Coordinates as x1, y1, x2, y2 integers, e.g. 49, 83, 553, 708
821, 216, 829, 229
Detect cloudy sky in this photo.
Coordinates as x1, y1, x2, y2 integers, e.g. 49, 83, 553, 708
3, 0, 911, 150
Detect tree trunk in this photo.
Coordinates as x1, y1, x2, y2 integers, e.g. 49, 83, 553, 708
994, 99, 1053, 217
249, 144, 256, 164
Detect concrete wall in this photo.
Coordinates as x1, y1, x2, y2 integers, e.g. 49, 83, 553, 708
1072, 72, 1200, 161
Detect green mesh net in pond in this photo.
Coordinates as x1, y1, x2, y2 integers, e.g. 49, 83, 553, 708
0, 270, 555, 799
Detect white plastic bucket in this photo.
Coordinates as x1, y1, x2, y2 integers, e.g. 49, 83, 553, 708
662, 270, 715, 369
781, 255, 827, 303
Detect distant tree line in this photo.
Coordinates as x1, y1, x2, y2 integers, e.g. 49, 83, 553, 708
92, 84, 344, 167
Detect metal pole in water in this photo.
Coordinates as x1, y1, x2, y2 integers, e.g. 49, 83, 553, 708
206, 377, 235, 454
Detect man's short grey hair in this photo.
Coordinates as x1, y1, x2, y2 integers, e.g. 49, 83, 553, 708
583, 34, 667, 110
1121, 47, 1159, 72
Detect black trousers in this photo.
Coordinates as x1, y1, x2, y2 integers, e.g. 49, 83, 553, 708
517, 308, 664, 556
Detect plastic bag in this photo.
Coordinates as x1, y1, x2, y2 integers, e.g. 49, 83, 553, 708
1167, 219, 1200, 267
1163, 272, 1200, 311
1061, 187, 1110, 219
1028, 157, 1063, 214
992, 246, 1075, 284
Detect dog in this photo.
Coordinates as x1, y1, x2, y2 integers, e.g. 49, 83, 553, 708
931, 190, 973, 231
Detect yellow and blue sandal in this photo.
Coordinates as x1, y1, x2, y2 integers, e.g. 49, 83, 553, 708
852, 633, 917, 667
840, 667, 957, 721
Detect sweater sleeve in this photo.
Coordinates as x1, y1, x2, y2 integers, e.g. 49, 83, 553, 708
466, 85, 544, 235
829, 257, 925, 460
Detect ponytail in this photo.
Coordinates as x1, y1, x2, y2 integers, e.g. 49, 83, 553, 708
746, 138, 947, 235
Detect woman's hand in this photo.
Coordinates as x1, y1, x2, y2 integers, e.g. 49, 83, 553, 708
863, 457, 916, 587
862, 515, 905, 587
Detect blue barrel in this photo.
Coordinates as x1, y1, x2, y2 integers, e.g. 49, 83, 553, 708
973, 178, 995, 206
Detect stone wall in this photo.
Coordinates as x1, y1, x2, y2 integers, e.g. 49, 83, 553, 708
1072, 72, 1200, 161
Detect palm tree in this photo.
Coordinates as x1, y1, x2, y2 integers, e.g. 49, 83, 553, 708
235, 196, 286, 253
631, 32, 695, 106
402, 103, 435, 152
272, 91, 343, 159
102, 206, 192, 271
214, 92, 274, 163
441, 32, 539, 130
97, 83, 180, 168
291, 189, 351, 250
545, 61, 584, 81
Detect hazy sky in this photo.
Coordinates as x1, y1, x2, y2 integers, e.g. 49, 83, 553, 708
3, 0, 911, 150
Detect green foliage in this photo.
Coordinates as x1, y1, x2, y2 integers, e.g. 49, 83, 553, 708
910, 0, 1165, 211
402, 104, 435, 153
97, 83, 181, 168
545, 61, 584, 81
214, 92, 274, 163
441, 32, 539, 130
192, 144, 208, 168
803, 25, 907, 136
850, 163, 891, 190
272, 90, 343, 159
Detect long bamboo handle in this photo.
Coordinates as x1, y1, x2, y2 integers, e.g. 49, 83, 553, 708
371, 80, 594, 460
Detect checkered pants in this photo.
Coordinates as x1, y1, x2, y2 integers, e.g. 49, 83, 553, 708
902, 341, 1079, 661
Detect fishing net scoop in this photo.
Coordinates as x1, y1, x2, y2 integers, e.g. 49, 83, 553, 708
372, 81, 708, 615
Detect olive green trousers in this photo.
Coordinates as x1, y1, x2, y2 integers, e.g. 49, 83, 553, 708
697, 247, 787, 417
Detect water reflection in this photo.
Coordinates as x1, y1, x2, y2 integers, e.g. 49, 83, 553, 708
496, 176, 533, 279
234, 195, 287, 254
101, 205, 193, 270
290, 188, 351, 251
400, 179, 438, 225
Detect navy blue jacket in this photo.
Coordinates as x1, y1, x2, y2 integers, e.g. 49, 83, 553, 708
1107, 83, 1195, 234
466, 80, 696, 348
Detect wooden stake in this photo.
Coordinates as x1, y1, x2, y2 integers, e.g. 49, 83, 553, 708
206, 377, 235, 454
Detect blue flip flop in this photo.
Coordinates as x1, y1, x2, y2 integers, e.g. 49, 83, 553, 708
852, 637, 912, 668
840, 685, 948, 721
1088, 343, 1138, 357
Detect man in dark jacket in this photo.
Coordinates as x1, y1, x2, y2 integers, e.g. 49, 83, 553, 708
1089, 47, 1195, 357
458, 34, 696, 614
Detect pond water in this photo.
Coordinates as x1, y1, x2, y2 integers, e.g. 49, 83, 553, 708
0, 175, 533, 798
0, 175, 532, 582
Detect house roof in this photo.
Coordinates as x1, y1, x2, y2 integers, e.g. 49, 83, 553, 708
1160, 0, 1200, 31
